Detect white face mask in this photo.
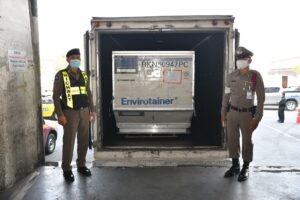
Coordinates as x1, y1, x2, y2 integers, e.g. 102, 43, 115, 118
69, 59, 81, 68
236, 59, 249, 69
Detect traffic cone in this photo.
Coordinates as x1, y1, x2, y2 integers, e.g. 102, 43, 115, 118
297, 109, 300, 124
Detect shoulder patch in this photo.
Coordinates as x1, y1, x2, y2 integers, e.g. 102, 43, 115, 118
55, 74, 60, 81
251, 72, 257, 86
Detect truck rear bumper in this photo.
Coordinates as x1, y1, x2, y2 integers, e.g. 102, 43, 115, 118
93, 149, 228, 167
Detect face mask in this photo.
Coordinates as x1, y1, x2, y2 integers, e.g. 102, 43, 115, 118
236, 59, 249, 69
69, 59, 81, 68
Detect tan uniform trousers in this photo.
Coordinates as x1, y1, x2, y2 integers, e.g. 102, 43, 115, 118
226, 109, 253, 162
61, 107, 89, 171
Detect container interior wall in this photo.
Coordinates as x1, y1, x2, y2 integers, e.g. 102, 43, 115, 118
99, 31, 225, 147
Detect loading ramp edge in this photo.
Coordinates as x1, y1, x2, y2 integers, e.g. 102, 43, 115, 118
93, 149, 229, 167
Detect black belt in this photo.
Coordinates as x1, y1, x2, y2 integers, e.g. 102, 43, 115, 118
230, 105, 254, 112
65, 106, 87, 111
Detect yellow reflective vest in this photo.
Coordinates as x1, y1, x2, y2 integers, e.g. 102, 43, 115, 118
62, 71, 88, 108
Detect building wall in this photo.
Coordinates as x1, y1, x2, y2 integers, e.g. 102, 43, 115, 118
0, 0, 43, 191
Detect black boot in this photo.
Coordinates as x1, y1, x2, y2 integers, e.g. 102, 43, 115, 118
224, 158, 240, 178
63, 170, 75, 182
77, 166, 92, 176
238, 162, 250, 182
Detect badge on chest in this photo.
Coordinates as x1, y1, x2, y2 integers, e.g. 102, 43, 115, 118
244, 81, 254, 99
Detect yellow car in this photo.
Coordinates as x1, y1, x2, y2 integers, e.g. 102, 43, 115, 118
42, 96, 56, 120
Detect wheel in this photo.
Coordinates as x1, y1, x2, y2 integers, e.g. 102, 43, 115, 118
45, 132, 56, 154
285, 100, 297, 111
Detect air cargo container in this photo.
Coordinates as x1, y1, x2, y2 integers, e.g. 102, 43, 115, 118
84, 15, 239, 166
112, 51, 195, 134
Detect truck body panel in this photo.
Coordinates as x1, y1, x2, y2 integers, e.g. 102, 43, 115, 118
87, 15, 237, 166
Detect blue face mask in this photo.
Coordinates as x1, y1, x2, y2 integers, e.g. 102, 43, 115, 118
69, 59, 81, 68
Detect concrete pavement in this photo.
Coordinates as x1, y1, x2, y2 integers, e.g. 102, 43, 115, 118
1, 165, 299, 200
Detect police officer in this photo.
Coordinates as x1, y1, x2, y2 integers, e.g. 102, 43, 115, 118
53, 48, 96, 182
278, 92, 286, 123
221, 47, 265, 182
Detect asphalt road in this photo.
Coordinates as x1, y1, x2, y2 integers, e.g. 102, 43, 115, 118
253, 109, 300, 167
45, 109, 300, 167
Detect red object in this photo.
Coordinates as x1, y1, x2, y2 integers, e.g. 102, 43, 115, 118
251, 72, 257, 87
297, 109, 300, 124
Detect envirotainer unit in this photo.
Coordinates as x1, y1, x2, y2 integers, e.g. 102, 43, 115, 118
112, 51, 195, 134
85, 15, 238, 166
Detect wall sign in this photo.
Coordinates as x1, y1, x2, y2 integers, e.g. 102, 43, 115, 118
8, 49, 27, 71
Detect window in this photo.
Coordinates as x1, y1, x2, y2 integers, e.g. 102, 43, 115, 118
265, 87, 280, 93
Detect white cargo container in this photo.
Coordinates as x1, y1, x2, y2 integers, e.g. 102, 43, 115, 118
112, 51, 195, 134
84, 15, 238, 166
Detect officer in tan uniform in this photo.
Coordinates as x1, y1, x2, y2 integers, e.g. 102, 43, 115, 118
53, 48, 96, 182
221, 47, 265, 182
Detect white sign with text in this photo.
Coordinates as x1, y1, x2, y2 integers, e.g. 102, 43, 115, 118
8, 49, 27, 71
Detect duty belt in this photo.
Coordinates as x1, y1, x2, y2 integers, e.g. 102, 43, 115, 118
65, 106, 87, 111
230, 105, 254, 112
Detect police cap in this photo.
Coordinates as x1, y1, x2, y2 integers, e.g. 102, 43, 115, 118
236, 46, 253, 59
66, 48, 80, 57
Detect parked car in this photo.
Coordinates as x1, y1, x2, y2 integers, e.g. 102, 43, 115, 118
43, 120, 57, 154
264, 86, 300, 111
42, 95, 56, 120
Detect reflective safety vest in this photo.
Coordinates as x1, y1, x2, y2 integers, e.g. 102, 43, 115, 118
62, 71, 88, 109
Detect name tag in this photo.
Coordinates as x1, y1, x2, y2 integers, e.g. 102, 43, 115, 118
247, 90, 253, 99
225, 87, 231, 94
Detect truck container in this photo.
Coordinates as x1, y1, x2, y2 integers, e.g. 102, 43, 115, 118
85, 15, 238, 166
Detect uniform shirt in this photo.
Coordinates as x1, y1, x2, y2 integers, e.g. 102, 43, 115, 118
278, 97, 286, 109
221, 69, 265, 121
52, 66, 95, 117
